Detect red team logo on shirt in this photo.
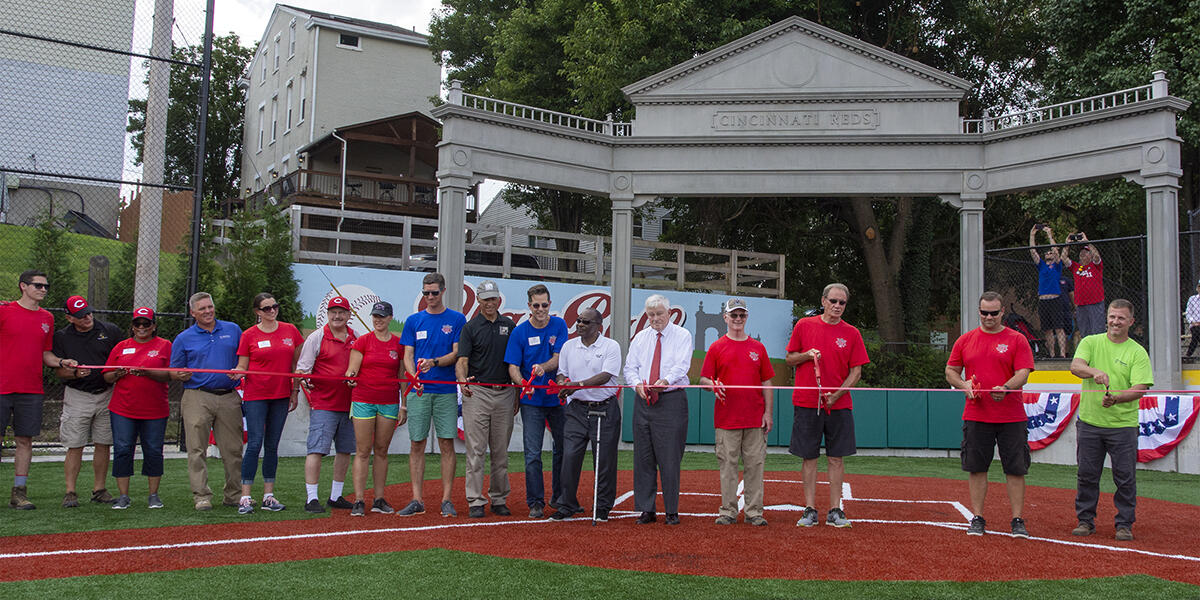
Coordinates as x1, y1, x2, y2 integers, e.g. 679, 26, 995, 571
147, 350, 159, 358
442, 324, 453, 335
548, 335, 557, 346
41, 323, 49, 333
283, 337, 294, 346
389, 350, 398, 360
835, 337, 847, 348
995, 343, 1009, 354
749, 351, 760, 362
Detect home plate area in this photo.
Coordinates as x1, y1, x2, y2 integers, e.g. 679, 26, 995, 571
1, 471, 1197, 584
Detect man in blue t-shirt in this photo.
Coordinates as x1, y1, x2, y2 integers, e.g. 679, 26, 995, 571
504, 284, 569, 518
170, 292, 243, 511
397, 273, 466, 518
1029, 225, 1069, 358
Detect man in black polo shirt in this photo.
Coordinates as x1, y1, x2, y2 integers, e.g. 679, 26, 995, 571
455, 280, 517, 519
53, 295, 124, 507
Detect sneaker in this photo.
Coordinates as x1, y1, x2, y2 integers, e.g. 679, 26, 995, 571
91, 488, 115, 504
372, 498, 395, 514
795, 506, 818, 527
1115, 527, 1134, 541
396, 499, 424, 516
261, 496, 286, 512
664, 513, 680, 525
1071, 521, 1095, 536
10, 486, 35, 510
528, 505, 544, 519
327, 496, 353, 510
549, 508, 573, 521
112, 495, 131, 510
147, 494, 164, 509
967, 515, 986, 536
746, 515, 769, 527
305, 499, 326, 514
441, 500, 457, 518
826, 508, 852, 528
62, 491, 79, 508
714, 515, 736, 525
1010, 517, 1028, 538
237, 497, 254, 515
350, 500, 365, 517
491, 504, 511, 516
469, 505, 485, 518
194, 498, 213, 511
595, 510, 609, 522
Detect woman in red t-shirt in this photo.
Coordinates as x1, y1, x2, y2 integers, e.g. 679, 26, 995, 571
343, 301, 404, 516
233, 293, 302, 514
102, 307, 171, 510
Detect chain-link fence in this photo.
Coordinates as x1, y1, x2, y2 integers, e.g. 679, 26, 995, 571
2, 1, 212, 445
1181, 230, 1200, 363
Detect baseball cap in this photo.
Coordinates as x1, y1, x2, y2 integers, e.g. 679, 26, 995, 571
476, 280, 500, 300
132, 306, 155, 321
327, 296, 351, 311
65, 295, 94, 318
370, 301, 393, 317
723, 298, 749, 314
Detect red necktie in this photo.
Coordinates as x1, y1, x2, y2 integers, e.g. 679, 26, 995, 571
647, 332, 662, 404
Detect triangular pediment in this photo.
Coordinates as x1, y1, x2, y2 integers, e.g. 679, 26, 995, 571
622, 16, 971, 103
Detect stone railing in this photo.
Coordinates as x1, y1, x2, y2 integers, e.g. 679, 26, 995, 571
448, 80, 632, 136
962, 71, 1168, 134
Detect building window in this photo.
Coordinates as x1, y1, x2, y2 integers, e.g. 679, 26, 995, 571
273, 35, 280, 71
285, 83, 293, 131
660, 218, 673, 237
298, 75, 307, 122
270, 98, 278, 143
337, 34, 360, 49
257, 106, 264, 151
633, 215, 644, 239
260, 53, 266, 82
288, 22, 296, 57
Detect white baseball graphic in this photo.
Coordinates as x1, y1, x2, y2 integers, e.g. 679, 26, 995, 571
316, 284, 380, 336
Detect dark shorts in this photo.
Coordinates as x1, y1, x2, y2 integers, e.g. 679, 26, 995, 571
0, 393, 44, 438
1038, 296, 1069, 331
789, 408, 856, 459
961, 420, 1030, 475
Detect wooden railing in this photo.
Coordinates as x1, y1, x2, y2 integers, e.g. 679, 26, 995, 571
233, 169, 458, 215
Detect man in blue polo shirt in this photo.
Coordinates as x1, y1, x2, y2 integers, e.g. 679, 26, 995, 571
505, 284, 569, 519
170, 292, 243, 511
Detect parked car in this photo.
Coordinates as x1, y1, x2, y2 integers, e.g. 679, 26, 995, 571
409, 250, 540, 276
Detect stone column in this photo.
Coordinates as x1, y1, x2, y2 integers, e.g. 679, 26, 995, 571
955, 195, 986, 333
610, 197, 634, 357
1144, 175, 1182, 390
436, 173, 470, 311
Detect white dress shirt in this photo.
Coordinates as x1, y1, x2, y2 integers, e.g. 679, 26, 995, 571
558, 335, 622, 402
623, 322, 693, 391
1186, 294, 1200, 324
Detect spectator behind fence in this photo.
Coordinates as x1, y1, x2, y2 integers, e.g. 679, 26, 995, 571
1185, 281, 1200, 359
1064, 232, 1106, 337
1029, 225, 1070, 358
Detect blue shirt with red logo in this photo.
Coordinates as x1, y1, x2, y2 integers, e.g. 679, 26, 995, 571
504, 317, 569, 407
399, 309, 465, 394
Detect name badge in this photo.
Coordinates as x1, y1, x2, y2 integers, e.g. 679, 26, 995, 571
416, 331, 428, 340
528, 336, 541, 346
258, 340, 272, 348
122, 347, 137, 355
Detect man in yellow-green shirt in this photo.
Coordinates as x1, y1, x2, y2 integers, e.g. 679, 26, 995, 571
1069, 299, 1152, 542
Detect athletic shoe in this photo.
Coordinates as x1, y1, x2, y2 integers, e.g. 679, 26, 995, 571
327, 496, 353, 510
350, 500, 365, 517
147, 494, 164, 509
111, 495, 131, 510
664, 513, 680, 525
549, 508, 573, 521
1010, 517, 1028, 538
796, 506, 818, 527
1071, 521, 1095, 536
967, 515, 986, 536
396, 499, 423, 516
372, 498, 395, 514
746, 516, 768, 527
826, 508, 852, 528
1115, 527, 1134, 541
261, 496, 286, 512
714, 515, 736, 525
91, 488, 115, 504
237, 497, 254, 515
595, 510, 609, 522
491, 504, 511, 516
305, 499, 325, 514
441, 500, 457, 518
636, 511, 656, 524
528, 505, 544, 519
194, 498, 213, 511
10, 486, 35, 510
469, 505, 485, 518
62, 492, 79, 508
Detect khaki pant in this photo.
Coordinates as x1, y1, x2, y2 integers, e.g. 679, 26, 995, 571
60, 387, 113, 447
715, 426, 766, 519
182, 389, 243, 505
462, 385, 515, 508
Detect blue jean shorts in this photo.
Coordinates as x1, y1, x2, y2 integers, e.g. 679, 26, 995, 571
306, 409, 355, 455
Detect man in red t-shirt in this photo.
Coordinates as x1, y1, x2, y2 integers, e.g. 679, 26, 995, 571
945, 291, 1035, 538
1063, 232, 1105, 337
0, 270, 79, 510
785, 283, 869, 528
700, 297, 774, 527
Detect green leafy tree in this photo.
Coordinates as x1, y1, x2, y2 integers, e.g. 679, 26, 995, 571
28, 211, 76, 313
211, 206, 301, 329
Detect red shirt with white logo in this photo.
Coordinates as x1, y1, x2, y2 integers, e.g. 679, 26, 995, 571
947, 326, 1035, 423
1072, 259, 1104, 306
236, 322, 302, 401
351, 332, 402, 405
786, 316, 869, 410
0, 302, 55, 394
701, 335, 776, 429
105, 337, 172, 419
295, 324, 357, 411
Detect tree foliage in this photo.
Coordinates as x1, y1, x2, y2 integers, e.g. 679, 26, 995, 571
28, 211, 76, 312
213, 206, 301, 330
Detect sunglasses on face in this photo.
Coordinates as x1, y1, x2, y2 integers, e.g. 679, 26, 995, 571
132, 320, 154, 328
529, 302, 550, 309
826, 298, 847, 306
257, 303, 280, 312
576, 319, 593, 325
26, 282, 49, 290
979, 310, 1001, 316
422, 290, 441, 297
727, 312, 748, 320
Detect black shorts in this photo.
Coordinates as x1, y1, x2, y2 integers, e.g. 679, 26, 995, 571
1038, 297, 1069, 331
788, 408, 856, 459
961, 420, 1030, 475
0, 393, 45, 438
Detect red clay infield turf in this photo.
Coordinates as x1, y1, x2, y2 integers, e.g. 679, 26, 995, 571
1, 471, 1197, 584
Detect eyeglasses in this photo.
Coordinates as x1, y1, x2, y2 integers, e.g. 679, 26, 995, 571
727, 312, 748, 320
529, 302, 550, 309
576, 319, 593, 325
25, 282, 49, 290
257, 303, 280, 312
826, 298, 847, 306
422, 290, 441, 297
979, 310, 1001, 316
131, 320, 154, 328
